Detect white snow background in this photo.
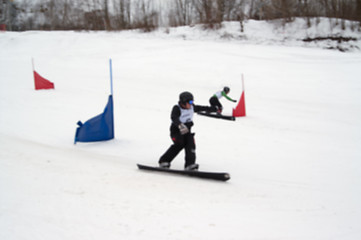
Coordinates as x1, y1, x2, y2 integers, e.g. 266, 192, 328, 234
1, 19, 361, 240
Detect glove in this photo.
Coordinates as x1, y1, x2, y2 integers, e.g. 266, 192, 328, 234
232, 100, 237, 103
178, 123, 189, 135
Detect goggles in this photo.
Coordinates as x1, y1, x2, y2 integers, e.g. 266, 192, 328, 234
189, 100, 194, 105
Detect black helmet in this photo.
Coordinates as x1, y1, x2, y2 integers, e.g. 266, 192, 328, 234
179, 91, 194, 104
223, 86, 230, 93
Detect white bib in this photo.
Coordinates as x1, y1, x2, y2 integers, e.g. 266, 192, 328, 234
179, 105, 194, 123
214, 91, 223, 99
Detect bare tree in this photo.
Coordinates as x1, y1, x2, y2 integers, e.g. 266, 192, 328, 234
1, 0, 16, 30
357, 0, 361, 27
192, 0, 218, 28
113, 0, 131, 29
223, 0, 239, 21
169, 0, 193, 26
83, 0, 106, 30
247, 0, 264, 20
103, 0, 111, 30
133, 0, 159, 31
5, 0, 361, 31
297, 0, 312, 27
265, 0, 297, 22
216, 0, 225, 23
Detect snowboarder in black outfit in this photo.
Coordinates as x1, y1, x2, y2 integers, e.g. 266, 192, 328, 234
159, 91, 217, 170
209, 86, 237, 113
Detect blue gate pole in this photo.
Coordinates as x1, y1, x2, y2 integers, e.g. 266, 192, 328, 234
109, 58, 113, 96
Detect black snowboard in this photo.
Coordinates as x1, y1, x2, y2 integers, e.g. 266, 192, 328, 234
137, 164, 230, 181
197, 111, 235, 121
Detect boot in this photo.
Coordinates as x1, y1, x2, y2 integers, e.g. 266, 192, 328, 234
185, 163, 199, 171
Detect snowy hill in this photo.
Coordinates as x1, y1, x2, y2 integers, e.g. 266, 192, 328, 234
152, 18, 361, 52
1, 20, 361, 240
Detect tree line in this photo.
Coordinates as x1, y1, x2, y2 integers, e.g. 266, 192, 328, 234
2, 0, 361, 31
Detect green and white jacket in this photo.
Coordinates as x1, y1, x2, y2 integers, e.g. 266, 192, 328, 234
214, 91, 236, 102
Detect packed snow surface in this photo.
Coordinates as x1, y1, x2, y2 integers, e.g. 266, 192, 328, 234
1, 20, 361, 240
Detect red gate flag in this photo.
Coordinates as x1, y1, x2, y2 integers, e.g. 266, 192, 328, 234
233, 90, 246, 117
34, 71, 54, 90
232, 74, 246, 117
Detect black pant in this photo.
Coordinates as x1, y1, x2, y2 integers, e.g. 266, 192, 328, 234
159, 132, 196, 168
209, 96, 222, 111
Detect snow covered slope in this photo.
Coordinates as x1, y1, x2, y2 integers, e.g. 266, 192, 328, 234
1, 22, 361, 240
154, 18, 361, 51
